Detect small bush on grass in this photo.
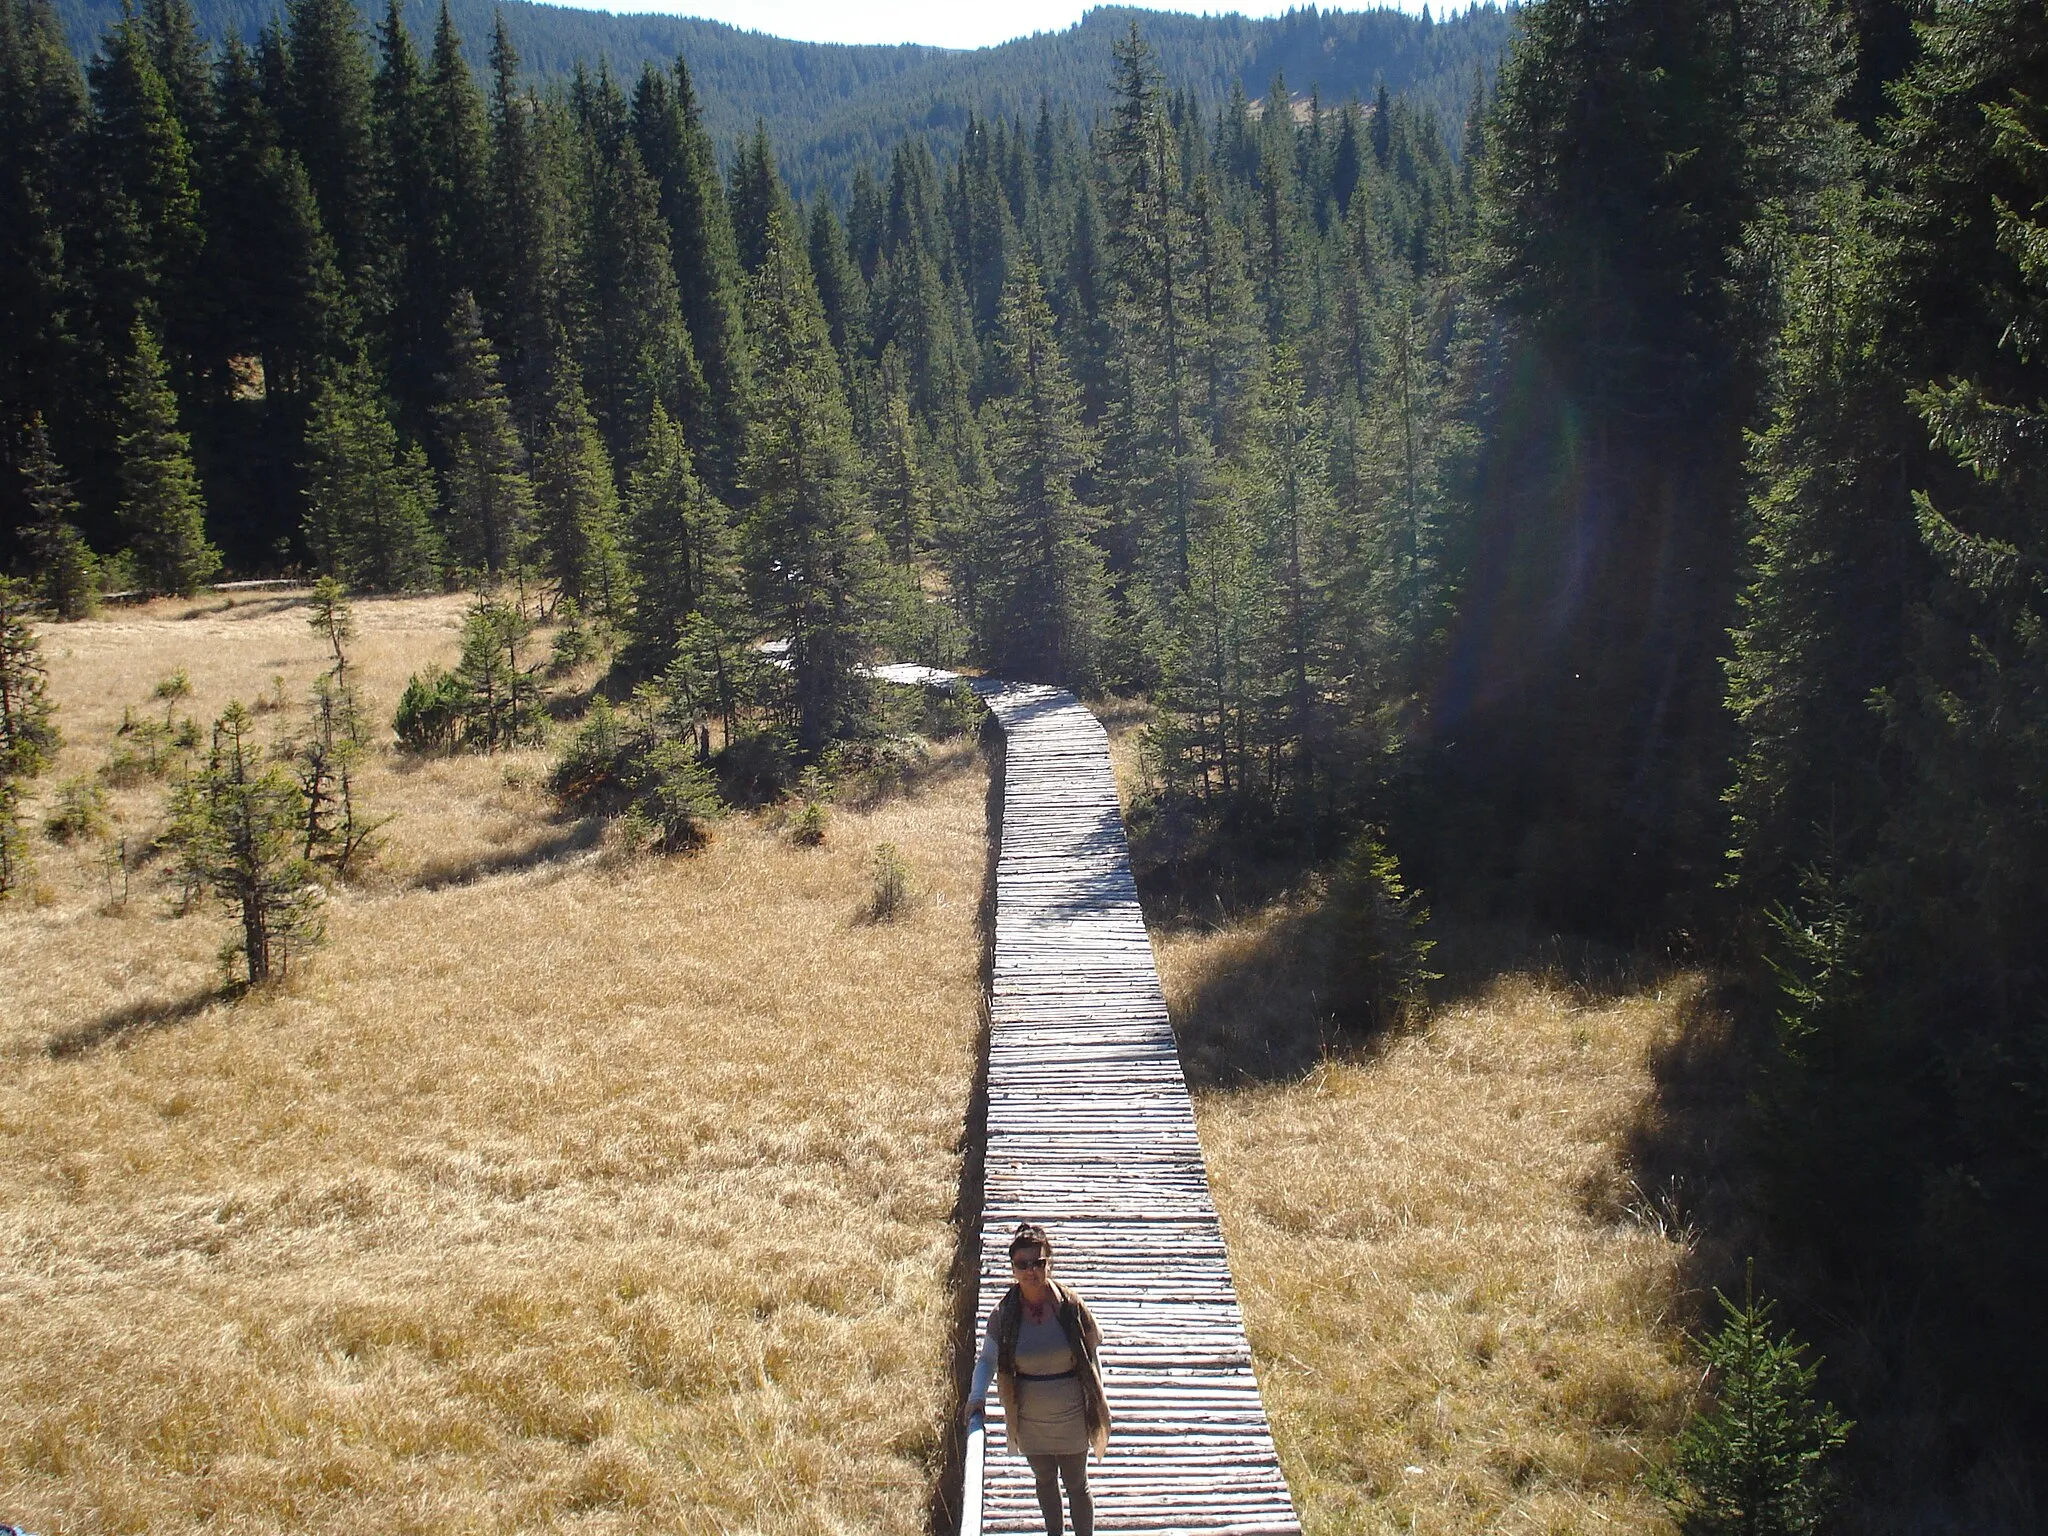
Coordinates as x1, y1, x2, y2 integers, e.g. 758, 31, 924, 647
167, 701, 324, 984
1656, 1269, 1850, 1536
394, 665, 466, 749
392, 597, 546, 753
864, 842, 913, 922
553, 695, 724, 855
790, 801, 830, 846
619, 740, 722, 853
0, 780, 31, 900
1324, 827, 1436, 1033
786, 765, 833, 847
1, 575, 59, 898
713, 728, 795, 805
548, 599, 598, 676
45, 775, 110, 842
153, 668, 192, 702
104, 709, 193, 784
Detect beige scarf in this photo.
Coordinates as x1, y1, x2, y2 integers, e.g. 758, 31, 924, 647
994, 1278, 1112, 1459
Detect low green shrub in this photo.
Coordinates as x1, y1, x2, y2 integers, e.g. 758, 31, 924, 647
865, 841, 912, 921
44, 775, 110, 843
393, 666, 465, 750
1324, 827, 1436, 1033
1656, 1271, 1850, 1536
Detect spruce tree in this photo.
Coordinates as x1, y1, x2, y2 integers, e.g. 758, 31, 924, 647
1186, 171, 1262, 453
0, 0, 86, 526
204, 36, 350, 402
0, 573, 58, 900
0, 573, 58, 781
531, 366, 627, 620
572, 63, 703, 467
21, 415, 98, 618
869, 349, 930, 570
435, 291, 533, 576
371, 0, 433, 430
1466, 0, 1843, 928
423, 3, 488, 305
809, 198, 871, 368
280, 0, 385, 313
727, 125, 782, 275
83, 13, 204, 383
292, 578, 379, 874
1157, 489, 1266, 802
302, 361, 442, 590
621, 399, 739, 677
742, 198, 881, 754
1658, 1277, 1849, 1536
476, 17, 565, 424
1101, 23, 1221, 603
140, 0, 211, 135
116, 320, 220, 593
169, 700, 323, 983
1242, 344, 1334, 809
280, 0, 382, 311
980, 260, 1106, 689
632, 55, 752, 496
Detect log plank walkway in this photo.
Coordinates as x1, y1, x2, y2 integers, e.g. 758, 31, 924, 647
958, 681, 1300, 1536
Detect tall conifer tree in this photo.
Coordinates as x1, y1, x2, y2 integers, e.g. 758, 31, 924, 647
980, 260, 1105, 688
116, 320, 219, 592
281, 0, 382, 313
572, 64, 702, 468
742, 199, 881, 753
21, 415, 97, 617
302, 361, 441, 590
632, 56, 752, 497
435, 291, 532, 575
532, 366, 626, 619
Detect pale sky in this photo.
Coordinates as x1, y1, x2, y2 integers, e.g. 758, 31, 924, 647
547, 1, 1456, 52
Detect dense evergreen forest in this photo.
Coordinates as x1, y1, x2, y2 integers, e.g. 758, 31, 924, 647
46, 0, 1514, 197
4, 0, 2045, 1516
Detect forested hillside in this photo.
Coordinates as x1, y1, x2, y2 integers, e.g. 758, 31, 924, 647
4, 0, 2045, 1521
45, 0, 1513, 195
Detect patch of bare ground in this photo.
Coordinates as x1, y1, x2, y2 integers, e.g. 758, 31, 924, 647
1104, 709, 1699, 1534
0, 593, 986, 1534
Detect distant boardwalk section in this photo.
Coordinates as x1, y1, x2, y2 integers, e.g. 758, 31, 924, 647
967, 682, 1300, 1536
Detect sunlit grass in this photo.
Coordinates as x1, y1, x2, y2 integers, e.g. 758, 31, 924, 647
1106, 706, 1696, 1536
1, 592, 985, 1535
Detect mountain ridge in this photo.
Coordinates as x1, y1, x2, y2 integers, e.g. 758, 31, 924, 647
52, 0, 1513, 195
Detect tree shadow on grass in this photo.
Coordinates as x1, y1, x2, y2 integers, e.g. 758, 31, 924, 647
834, 735, 985, 814
407, 815, 606, 891
46, 986, 229, 1058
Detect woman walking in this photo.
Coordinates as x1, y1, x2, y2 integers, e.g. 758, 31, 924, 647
963, 1222, 1111, 1536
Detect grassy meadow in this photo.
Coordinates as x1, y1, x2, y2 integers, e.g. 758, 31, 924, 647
0, 592, 986, 1535
1109, 715, 1701, 1536
4, 604, 1708, 1536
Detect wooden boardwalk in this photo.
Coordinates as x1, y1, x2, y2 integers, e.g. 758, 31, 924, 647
962, 683, 1300, 1536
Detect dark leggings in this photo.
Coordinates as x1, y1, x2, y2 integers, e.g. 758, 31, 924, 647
1027, 1453, 1092, 1536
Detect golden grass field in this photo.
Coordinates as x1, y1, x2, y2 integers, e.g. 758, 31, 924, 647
1110, 710, 1699, 1536
1, 592, 986, 1535
4, 601, 1701, 1535
1168, 926, 1697, 1536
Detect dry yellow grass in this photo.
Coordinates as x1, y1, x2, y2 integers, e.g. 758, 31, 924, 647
1, 592, 986, 1534
1156, 909, 1697, 1536
1093, 704, 1696, 1535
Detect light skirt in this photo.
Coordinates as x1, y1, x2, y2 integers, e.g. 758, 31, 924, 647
1011, 1375, 1088, 1458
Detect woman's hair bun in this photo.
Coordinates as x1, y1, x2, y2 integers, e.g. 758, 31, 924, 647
1009, 1222, 1052, 1259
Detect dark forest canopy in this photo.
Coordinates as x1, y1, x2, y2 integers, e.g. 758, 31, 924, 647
3, 0, 2046, 1518
47, 0, 1514, 197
